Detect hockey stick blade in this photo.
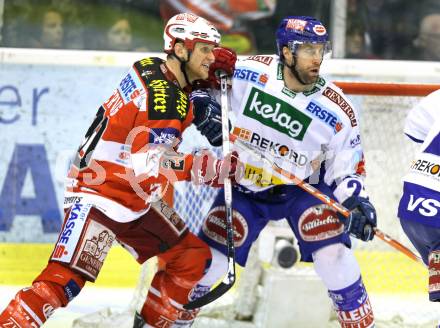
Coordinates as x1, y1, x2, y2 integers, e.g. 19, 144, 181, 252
183, 276, 235, 310
184, 205, 236, 310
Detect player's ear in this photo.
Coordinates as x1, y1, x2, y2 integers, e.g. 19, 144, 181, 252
282, 46, 292, 62
174, 42, 188, 60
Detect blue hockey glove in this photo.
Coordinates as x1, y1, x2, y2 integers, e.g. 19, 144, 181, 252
190, 90, 223, 147
339, 196, 377, 241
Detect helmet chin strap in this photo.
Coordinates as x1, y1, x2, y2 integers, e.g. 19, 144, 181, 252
284, 56, 308, 86
172, 50, 192, 87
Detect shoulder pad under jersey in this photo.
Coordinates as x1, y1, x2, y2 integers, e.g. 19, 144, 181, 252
132, 57, 190, 122
404, 89, 440, 143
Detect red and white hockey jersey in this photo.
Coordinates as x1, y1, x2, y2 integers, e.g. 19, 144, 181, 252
66, 57, 195, 221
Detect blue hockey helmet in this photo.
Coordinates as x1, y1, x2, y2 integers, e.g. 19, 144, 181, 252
276, 16, 331, 59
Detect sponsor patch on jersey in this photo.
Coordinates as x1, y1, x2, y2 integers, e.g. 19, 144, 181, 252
243, 163, 284, 187
233, 127, 309, 167
350, 134, 361, 147
406, 194, 440, 217
316, 77, 326, 87
139, 57, 155, 67
322, 87, 357, 127
233, 67, 268, 86
175, 89, 189, 118
399, 183, 440, 224
410, 157, 440, 181
202, 206, 248, 247
282, 86, 297, 99
148, 128, 180, 145
63, 196, 83, 207
305, 101, 343, 133
147, 81, 188, 121
277, 63, 283, 80
103, 90, 124, 116
118, 72, 142, 104
52, 199, 92, 263
152, 201, 187, 235
116, 144, 131, 166
246, 55, 274, 66
243, 87, 312, 140
64, 279, 82, 302
298, 204, 343, 242
131, 88, 147, 111
140, 70, 156, 78
303, 85, 321, 96
149, 79, 170, 114
71, 219, 115, 281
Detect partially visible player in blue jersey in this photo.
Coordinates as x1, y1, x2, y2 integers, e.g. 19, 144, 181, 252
188, 16, 378, 327
398, 89, 440, 302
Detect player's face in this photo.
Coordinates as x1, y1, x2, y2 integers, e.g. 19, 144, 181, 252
187, 42, 216, 81
293, 43, 325, 84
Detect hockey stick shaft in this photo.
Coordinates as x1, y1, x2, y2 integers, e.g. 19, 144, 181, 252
220, 73, 236, 285
230, 134, 423, 264
184, 74, 236, 310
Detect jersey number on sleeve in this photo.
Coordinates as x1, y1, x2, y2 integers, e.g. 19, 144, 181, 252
347, 179, 362, 196
73, 106, 109, 170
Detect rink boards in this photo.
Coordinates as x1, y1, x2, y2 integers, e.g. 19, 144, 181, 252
0, 242, 426, 294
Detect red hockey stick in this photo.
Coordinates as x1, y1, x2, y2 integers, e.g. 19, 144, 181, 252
230, 134, 423, 265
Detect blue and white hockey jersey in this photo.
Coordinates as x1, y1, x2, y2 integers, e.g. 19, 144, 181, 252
398, 90, 440, 227
215, 55, 367, 204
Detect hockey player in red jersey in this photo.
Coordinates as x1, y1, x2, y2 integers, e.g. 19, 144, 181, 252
0, 13, 240, 328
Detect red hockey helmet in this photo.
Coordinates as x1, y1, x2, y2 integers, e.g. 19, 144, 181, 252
164, 13, 221, 53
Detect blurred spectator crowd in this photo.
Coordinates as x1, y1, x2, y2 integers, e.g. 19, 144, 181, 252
0, 0, 162, 51
0, 0, 439, 61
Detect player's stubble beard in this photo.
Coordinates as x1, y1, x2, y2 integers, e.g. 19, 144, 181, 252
293, 65, 320, 86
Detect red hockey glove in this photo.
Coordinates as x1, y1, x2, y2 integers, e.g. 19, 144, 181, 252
191, 150, 243, 188
208, 47, 237, 89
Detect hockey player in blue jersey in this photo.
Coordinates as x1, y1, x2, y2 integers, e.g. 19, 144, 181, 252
398, 89, 440, 302
189, 16, 378, 327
